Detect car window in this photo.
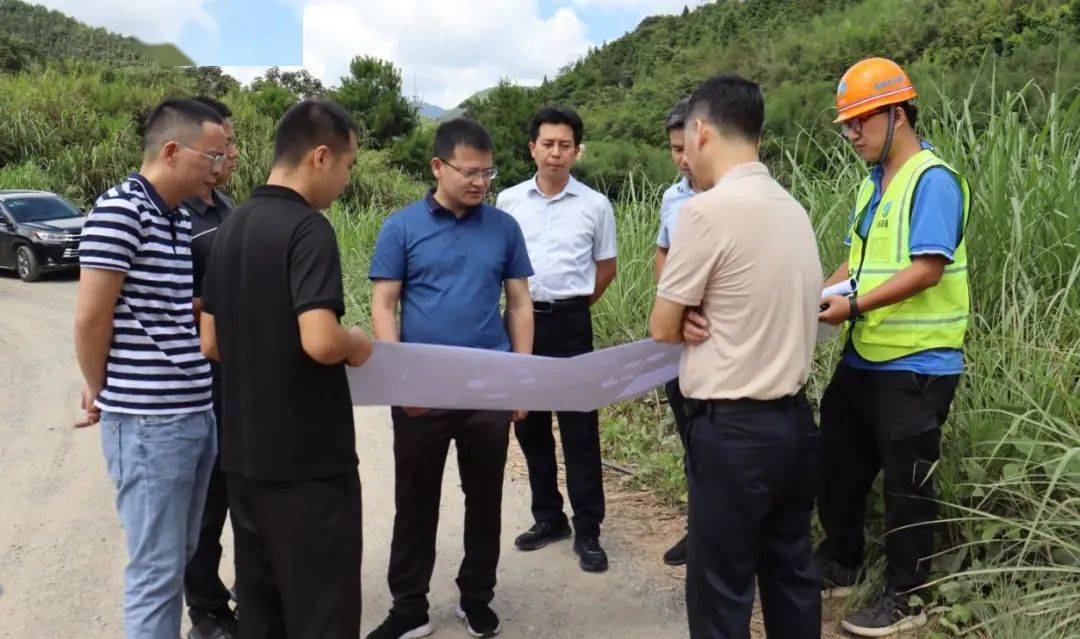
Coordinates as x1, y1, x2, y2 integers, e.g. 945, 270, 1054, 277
3, 197, 82, 223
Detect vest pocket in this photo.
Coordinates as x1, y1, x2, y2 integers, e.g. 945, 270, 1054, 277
866, 236, 892, 263
858, 304, 918, 348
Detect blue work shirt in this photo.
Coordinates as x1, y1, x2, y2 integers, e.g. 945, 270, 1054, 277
843, 142, 965, 375
369, 190, 534, 351
656, 177, 695, 249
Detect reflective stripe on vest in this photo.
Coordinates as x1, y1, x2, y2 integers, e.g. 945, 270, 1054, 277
844, 149, 971, 362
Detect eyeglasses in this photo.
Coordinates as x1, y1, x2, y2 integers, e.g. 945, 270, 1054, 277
840, 107, 891, 136
177, 141, 229, 171
440, 158, 498, 181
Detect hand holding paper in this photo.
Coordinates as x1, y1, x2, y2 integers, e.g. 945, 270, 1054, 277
821, 278, 858, 300
817, 278, 858, 341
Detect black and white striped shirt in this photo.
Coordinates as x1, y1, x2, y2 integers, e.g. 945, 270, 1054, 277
79, 173, 212, 415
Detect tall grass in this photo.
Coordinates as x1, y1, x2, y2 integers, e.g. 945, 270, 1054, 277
0, 64, 427, 210
795, 85, 1079, 637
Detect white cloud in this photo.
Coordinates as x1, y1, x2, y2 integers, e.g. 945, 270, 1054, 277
301, 0, 591, 108
29, 0, 218, 44
34, 0, 700, 109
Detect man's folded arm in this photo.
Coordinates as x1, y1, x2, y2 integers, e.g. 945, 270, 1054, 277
650, 296, 687, 343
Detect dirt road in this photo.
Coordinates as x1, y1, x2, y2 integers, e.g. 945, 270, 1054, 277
0, 273, 690, 638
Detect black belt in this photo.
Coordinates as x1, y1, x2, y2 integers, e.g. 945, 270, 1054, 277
684, 388, 807, 417
533, 296, 590, 314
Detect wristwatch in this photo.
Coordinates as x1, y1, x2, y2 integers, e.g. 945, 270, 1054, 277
849, 296, 861, 320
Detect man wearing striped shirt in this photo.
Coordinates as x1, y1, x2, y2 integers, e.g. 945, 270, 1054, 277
75, 98, 228, 639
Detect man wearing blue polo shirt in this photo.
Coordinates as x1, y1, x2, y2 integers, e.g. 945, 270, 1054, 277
654, 97, 698, 567
366, 118, 534, 639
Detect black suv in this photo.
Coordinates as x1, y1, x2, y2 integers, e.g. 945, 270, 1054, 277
0, 190, 85, 281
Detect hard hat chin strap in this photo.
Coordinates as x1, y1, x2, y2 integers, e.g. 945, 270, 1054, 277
876, 106, 896, 166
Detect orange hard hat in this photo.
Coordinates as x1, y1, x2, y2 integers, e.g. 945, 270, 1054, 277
834, 58, 917, 123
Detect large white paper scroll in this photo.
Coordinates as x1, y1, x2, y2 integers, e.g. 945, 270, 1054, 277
347, 339, 681, 411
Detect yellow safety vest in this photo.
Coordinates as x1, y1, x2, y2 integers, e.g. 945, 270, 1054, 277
844, 149, 970, 362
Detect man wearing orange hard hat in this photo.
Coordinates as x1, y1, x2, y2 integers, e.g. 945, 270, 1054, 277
817, 58, 971, 636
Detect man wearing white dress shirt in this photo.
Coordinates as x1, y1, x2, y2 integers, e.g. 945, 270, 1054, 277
496, 106, 618, 573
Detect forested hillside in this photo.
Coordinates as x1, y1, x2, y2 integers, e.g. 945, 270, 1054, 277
452, 0, 1080, 191
0, 0, 193, 68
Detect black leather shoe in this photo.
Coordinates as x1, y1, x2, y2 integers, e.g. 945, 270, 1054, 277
573, 536, 609, 572
662, 534, 687, 566
514, 518, 572, 551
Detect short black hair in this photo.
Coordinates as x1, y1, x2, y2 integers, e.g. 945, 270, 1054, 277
528, 106, 583, 147
191, 95, 232, 119
272, 99, 358, 166
143, 98, 225, 153
899, 101, 918, 128
665, 97, 691, 133
687, 74, 765, 143
433, 118, 492, 160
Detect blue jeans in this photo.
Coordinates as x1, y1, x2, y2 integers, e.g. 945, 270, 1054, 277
100, 409, 217, 639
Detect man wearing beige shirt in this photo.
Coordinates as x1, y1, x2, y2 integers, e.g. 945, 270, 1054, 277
649, 75, 823, 638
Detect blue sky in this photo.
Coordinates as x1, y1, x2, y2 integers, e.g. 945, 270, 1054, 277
539, 0, 663, 46
170, 0, 674, 68
32, 0, 707, 107
176, 0, 303, 67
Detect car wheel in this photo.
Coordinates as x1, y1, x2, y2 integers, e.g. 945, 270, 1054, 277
16, 246, 42, 282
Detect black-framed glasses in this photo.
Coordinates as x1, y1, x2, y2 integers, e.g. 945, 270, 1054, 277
440, 158, 498, 181
840, 106, 892, 136
177, 141, 229, 171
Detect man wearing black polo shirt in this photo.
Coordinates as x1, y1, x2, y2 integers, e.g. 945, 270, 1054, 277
366, 118, 534, 639
183, 95, 240, 639
199, 99, 373, 639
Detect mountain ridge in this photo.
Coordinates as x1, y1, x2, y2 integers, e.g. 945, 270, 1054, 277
1, 0, 194, 67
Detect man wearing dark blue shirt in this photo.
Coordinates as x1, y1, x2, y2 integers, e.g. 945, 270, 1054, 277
366, 118, 534, 639
183, 95, 240, 639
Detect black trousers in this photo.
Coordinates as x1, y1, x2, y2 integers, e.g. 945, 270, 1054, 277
388, 408, 511, 616
185, 376, 232, 616
227, 471, 363, 639
666, 378, 690, 447
817, 363, 959, 594
666, 378, 690, 532
515, 302, 605, 538
685, 393, 820, 639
